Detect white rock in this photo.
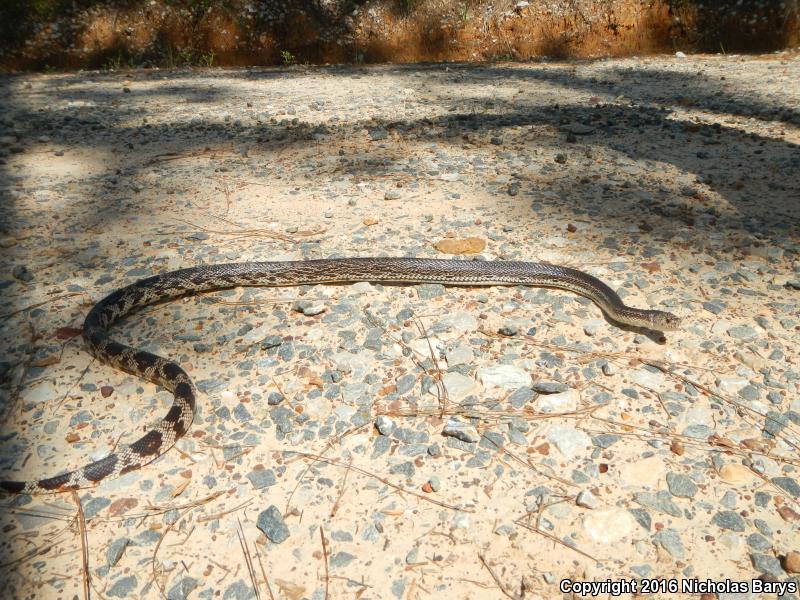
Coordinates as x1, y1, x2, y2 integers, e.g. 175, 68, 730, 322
683, 405, 715, 428
375, 415, 396, 436
717, 531, 743, 551
330, 351, 370, 378
711, 320, 732, 335
576, 490, 599, 509
675, 51, 687, 58
431, 372, 480, 402
582, 509, 638, 544
304, 396, 333, 420
350, 282, 374, 294
546, 425, 591, 458
445, 343, 472, 366
476, 364, 531, 389
432, 311, 478, 334
537, 389, 579, 413
630, 368, 665, 390
617, 455, 665, 489
715, 375, 750, 394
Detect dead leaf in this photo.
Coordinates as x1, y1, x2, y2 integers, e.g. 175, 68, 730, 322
275, 579, 306, 600
171, 478, 191, 497
55, 326, 82, 340
108, 497, 138, 517
433, 237, 486, 255
777, 505, 800, 523
641, 262, 661, 274
31, 355, 60, 367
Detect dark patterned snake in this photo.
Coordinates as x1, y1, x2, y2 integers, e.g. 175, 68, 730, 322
0, 258, 680, 494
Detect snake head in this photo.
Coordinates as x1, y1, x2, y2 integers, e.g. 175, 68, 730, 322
648, 310, 682, 331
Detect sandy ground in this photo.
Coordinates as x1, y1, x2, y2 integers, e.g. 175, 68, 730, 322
0, 55, 799, 600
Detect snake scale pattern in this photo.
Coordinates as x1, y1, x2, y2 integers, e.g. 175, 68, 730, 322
0, 258, 680, 494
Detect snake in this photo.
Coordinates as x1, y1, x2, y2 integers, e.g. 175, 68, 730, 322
0, 258, 680, 494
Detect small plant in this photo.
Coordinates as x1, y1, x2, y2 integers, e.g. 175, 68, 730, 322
459, 1, 471, 23
103, 53, 124, 71
178, 47, 193, 65
279, 49, 296, 65
199, 49, 215, 67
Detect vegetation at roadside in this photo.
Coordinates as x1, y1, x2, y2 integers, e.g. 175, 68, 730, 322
1, 0, 797, 71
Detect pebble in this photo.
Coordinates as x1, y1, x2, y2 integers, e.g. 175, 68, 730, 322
12, 265, 33, 282
784, 551, 800, 574
375, 415, 396, 436
4, 60, 799, 595
728, 325, 759, 341
718, 463, 756, 484
576, 490, 599, 509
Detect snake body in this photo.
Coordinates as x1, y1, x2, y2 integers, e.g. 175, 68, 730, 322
0, 258, 680, 494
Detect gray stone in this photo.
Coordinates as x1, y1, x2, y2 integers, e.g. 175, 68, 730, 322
83, 497, 111, 518
712, 510, 746, 532
223, 580, 256, 600
507, 387, 535, 408
330, 552, 356, 568
106, 537, 131, 567
628, 508, 651, 531
592, 434, 621, 448
442, 418, 480, 443
771, 477, 800, 498
108, 575, 137, 598
247, 468, 276, 489
256, 505, 290, 543
746, 533, 772, 552
666, 472, 699, 498
416, 284, 445, 299
728, 325, 758, 340
653, 528, 685, 559
750, 553, 785, 577
167, 576, 199, 600
389, 461, 415, 476
633, 491, 682, 518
